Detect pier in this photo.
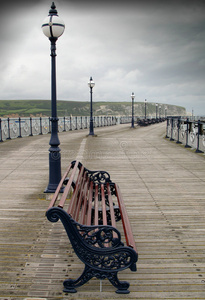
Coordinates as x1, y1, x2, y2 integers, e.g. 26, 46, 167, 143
0, 122, 205, 299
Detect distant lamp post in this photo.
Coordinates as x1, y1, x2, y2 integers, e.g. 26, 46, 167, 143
131, 92, 135, 128
165, 106, 167, 119
144, 99, 147, 119
156, 103, 158, 121
88, 77, 95, 135
159, 105, 161, 120
42, 2, 65, 193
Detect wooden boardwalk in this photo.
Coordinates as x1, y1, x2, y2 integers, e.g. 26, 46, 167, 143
0, 123, 205, 299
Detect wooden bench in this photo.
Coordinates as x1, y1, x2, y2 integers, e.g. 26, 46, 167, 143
46, 160, 138, 294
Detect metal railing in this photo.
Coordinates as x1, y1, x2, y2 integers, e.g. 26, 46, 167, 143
166, 116, 205, 153
0, 115, 133, 142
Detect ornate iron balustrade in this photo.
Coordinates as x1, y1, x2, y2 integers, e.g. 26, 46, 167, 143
166, 116, 205, 153
0, 116, 133, 142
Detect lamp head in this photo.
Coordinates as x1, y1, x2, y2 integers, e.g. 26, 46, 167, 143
42, 2, 65, 39
88, 77, 95, 88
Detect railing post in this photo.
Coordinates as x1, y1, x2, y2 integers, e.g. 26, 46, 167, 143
195, 120, 203, 153
170, 117, 174, 141
63, 116, 66, 132
69, 116, 72, 131
176, 117, 182, 144
185, 118, 191, 148
18, 117, 22, 138
0, 118, 3, 142
166, 117, 169, 138
39, 117, 43, 135
48, 117, 51, 133
80, 116, 82, 129
29, 117, 33, 136
7, 118, 11, 140
75, 116, 77, 130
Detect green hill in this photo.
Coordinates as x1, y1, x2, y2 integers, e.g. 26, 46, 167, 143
0, 100, 186, 118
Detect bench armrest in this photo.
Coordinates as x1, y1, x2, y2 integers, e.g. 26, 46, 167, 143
46, 207, 123, 248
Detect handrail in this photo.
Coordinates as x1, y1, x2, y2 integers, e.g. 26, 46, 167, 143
166, 116, 205, 153
0, 115, 133, 142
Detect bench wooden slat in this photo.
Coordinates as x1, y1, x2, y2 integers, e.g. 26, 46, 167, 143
101, 184, 107, 226
58, 161, 79, 208
73, 171, 87, 221
47, 162, 73, 210
67, 165, 84, 216
79, 177, 89, 225
94, 184, 99, 226
115, 183, 137, 252
86, 181, 93, 226
106, 183, 118, 238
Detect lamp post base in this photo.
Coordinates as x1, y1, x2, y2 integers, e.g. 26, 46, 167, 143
44, 148, 63, 193
195, 149, 203, 153
44, 184, 64, 194
86, 134, 98, 137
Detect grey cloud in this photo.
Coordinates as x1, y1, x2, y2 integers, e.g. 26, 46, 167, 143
0, 0, 205, 115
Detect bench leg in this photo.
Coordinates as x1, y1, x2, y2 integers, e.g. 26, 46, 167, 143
63, 265, 93, 293
107, 272, 130, 294
63, 265, 130, 294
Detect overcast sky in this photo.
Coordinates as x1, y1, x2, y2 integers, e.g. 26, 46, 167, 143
0, 0, 205, 115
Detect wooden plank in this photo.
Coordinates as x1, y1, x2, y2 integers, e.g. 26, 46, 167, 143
57, 161, 79, 208
94, 184, 99, 226
86, 181, 93, 226
107, 183, 117, 238
67, 166, 84, 217
101, 184, 107, 225
47, 162, 73, 210
115, 183, 137, 252
79, 177, 89, 225
73, 171, 87, 221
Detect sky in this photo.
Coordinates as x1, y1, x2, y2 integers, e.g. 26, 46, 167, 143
0, 0, 205, 115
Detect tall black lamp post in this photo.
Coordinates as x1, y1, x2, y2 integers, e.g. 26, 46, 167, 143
131, 92, 135, 128
42, 2, 65, 193
88, 77, 95, 136
144, 99, 147, 119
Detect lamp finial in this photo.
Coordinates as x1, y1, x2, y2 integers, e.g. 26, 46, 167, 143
49, 2, 58, 15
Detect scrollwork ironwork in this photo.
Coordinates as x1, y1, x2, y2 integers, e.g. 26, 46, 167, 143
78, 224, 123, 248
87, 170, 111, 184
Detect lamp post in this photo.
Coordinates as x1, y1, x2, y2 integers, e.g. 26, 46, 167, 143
42, 2, 65, 193
165, 106, 167, 119
159, 105, 161, 121
88, 77, 95, 136
156, 103, 158, 121
144, 99, 147, 119
131, 92, 135, 128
